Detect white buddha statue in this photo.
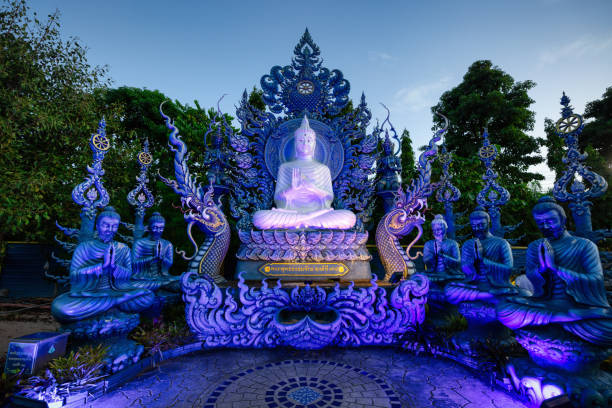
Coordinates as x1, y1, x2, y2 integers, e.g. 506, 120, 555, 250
253, 115, 356, 230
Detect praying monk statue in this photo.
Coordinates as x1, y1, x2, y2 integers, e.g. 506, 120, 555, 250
497, 196, 612, 347
444, 206, 519, 304
253, 115, 356, 230
131, 212, 180, 293
52, 206, 155, 324
423, 214, 462, 282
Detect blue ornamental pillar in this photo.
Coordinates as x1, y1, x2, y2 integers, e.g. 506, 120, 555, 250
127, 138, 155, 240
71, 118, 111, 242
552, 93, 609, 242
375, 106, 402, 214
435, 144, 461, 239
476, 129, 510, 238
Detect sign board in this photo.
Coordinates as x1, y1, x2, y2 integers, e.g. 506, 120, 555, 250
259, 262, 349, 278
5, 332, 69, 375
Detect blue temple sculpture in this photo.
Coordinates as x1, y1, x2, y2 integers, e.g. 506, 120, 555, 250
131, 212, 180, 293
497, 196, 612, 372
52, 118, 111, 272
476, 129, 522, 242
435, 144, 461, 240
552, 93, 610, 243
376, 114, 448, 282
127, 139, 155, 240
444, 206, 518, 304
423, 215, 462, 282
375, 106, 402, 214
159, 105, 231, 286
51, 207, 155, 371
253, 115, 356, 230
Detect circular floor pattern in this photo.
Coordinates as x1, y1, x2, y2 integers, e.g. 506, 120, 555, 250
203, 359, 402, 408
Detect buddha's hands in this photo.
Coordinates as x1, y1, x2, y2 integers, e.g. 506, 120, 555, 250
156, 241, 163, 259
538, 239, 556, 273
474, 238, 483, 262
103, 244, 116, 270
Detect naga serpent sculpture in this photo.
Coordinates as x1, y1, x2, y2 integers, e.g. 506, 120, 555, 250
159, 103, 230, 285
376, 113, 448, 281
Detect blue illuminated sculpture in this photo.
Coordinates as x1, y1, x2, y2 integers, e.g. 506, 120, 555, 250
497, 196, 612, 371
475, 129, 522, 240
126, 139, 155, 240
376, 114, 448, 281
375, 106, 402, 213
131, 212, 180, 293
159, 105, 231, 286
423, 215, 462, 302
51, 206, 155, 372
435, 144, 461, 240
552, 93, 610, 243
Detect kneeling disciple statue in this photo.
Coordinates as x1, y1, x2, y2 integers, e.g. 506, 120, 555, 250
423, 215, 462, 304
253, 115, 356, 230
444, 206, 518, 305
131, 212, 180, 293
497, 196, 612, 371
51, 207, 155, 371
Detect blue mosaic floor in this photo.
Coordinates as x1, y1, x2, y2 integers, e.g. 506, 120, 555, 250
91, 348, 526, 407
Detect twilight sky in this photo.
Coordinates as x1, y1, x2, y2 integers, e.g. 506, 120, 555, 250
29, 0, 612, 188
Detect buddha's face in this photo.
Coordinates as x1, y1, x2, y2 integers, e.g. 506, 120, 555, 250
150, 221, 165, 240
97, 216, 119, 243
534, 210, 565, 240
470, 216, 489, 240
432, 223, 446, 242
295, 129, 316, 159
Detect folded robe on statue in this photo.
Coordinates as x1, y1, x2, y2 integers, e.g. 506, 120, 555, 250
444, 235, 515, 304
131, 238, 179, 291
51, 239, 154, 323
497, 234, 612, 347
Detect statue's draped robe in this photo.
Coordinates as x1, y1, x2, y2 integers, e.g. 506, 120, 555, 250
131, 237, 180, 291
253, 159, 355, 229
497, 233, 612, 347
51, 239, 154, 323
423, 239, 462, 282
444, 234, 515, 304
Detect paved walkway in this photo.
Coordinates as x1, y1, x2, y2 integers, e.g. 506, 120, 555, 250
92, 347, 526, 408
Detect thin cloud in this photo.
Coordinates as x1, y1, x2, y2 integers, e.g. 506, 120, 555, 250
538, 34, 612, 68
368, 51, 395, 63
393, 76, 452, 112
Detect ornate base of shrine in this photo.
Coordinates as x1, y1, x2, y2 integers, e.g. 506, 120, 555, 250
515, 326, 611, 373
453, 301, 515, 356
142, 290, 182, 319
505, 356, 612, 407
235, 229, 372, 281
181, 272, 428, 349
61, 310, 144, 373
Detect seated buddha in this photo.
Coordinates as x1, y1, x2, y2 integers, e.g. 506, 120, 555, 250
444, 206, 519, 305
253, 115, 356, 230
51, 206, 155, 325
497, 196, 612, 347
423, 214, 462, 283
131, 212, 180, 293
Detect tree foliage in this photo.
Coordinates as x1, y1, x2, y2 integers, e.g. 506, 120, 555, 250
429, 60, 545, 244
0, 0, 115, 247
431, 60, 543, 184
400, 129, 416, 184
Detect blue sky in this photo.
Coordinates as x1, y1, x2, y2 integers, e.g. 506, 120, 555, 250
29, 0, 612, 188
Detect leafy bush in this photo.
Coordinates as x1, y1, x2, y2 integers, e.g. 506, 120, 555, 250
130, 321, 191, 355
47, 344, 108, 386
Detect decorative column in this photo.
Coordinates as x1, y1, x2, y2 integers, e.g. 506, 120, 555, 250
70, 117, 111, 242
203, 98, 233, 204
127, 139, 154, 240
375, 109, 402, 213
476, 129, 510, 237
552, 93, 609, 243
435, 144, 461, 239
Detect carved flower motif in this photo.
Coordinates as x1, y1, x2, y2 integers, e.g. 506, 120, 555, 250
86, 188, 98, 201
235, 153, 253, 169
231, 135, 249, 152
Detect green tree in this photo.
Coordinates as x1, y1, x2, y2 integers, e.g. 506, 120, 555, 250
400, 129, 416, 184
0, 0, 115, 251
431, 60, 543, 184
